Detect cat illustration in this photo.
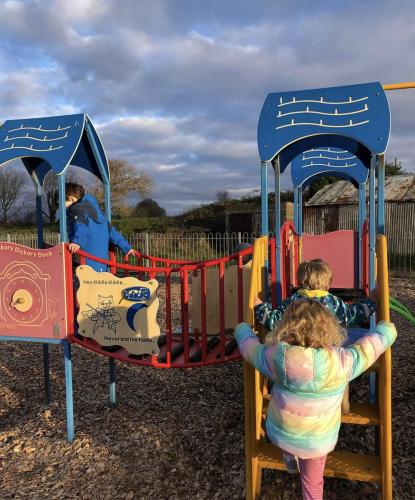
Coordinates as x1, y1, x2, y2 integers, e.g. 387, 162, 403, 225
82, 295, 121, 333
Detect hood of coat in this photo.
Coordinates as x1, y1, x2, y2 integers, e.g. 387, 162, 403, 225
67, 194, 106, 225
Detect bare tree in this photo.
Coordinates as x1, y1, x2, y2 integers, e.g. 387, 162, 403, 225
216, 190, 229, 203
92, 159, 153, 215
0, 168, 27, 223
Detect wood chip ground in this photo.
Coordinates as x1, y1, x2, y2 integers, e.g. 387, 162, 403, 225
0, 278, 414, 499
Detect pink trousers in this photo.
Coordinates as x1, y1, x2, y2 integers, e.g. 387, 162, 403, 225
285, 452, 327, 500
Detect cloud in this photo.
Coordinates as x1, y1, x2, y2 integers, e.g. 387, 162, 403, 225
0, 0, 414, 215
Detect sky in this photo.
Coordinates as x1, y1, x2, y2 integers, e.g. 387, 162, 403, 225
0, 0, 414, 215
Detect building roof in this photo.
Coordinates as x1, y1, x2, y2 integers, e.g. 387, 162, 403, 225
306, 175, 415, 205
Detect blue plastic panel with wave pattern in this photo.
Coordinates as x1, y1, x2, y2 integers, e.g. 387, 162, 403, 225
0, 114, 109, 185
258, 82, 390, 163
290, 146, 369, 188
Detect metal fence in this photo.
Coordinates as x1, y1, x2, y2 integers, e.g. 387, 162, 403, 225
0, 232, 257, 261
1, 231, 414, 274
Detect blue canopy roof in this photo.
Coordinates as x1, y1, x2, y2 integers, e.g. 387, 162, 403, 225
257, 82, 390, 167
0, 113, 109, 186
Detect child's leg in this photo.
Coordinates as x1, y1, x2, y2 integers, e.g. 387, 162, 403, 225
297, 455, 327, 500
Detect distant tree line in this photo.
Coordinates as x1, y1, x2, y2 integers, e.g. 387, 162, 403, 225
0, 157, 409, 232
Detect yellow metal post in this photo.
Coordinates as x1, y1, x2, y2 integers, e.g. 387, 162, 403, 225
243, 237, 267, 499
376, 235, 392, 500
383, 81, 415, 91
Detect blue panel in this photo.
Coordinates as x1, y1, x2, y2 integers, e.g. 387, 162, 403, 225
71, 117, 110, 184
291, 147, 369, 188
0, 336, 66, 344
85, 117, 109, 182
123, 286, 151, 301
258, 82, 390, 162
279, 134, 371, 173
0, 114, 85, 177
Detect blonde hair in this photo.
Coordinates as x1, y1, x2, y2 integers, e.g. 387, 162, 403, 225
297, 259, 332, 291
265, 299, 345, 348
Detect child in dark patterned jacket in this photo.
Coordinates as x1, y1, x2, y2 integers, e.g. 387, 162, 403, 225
254, 259, 377, 331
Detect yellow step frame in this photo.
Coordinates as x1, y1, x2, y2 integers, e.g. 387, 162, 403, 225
243, 235, 392, 499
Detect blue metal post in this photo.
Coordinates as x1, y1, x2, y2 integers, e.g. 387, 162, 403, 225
63, 341, 75, 443
36, 188, 52, 404
369, 156, 377, 404
377, 155, 386, 234
104, 181, 111, 221
273, 157, 282, 304
358, 183, 366, 289
43, 344, 51, 405
369, 156, 376, 292
298, 189, 303, 238
109, 358, 116, 406
260, 161, 269, 300
294, 188, 299, 231
58, 174, 67, 242
35, 189, 44, 249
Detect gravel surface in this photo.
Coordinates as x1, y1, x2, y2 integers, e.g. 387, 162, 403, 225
0, 278, 414, 499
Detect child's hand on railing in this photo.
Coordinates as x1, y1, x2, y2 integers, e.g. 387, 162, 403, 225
126, 249, 135, 257
69, 243, 80, 253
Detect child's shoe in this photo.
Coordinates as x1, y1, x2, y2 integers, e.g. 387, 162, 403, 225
283, 453, 299, 475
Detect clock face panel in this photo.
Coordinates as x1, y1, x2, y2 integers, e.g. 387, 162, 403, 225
0, 243, 69, 338
3, 278, 44, 324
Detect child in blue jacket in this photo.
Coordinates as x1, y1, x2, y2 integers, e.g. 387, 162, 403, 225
64, 183, 134, 272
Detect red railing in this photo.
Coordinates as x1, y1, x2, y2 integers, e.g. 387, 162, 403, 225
70, 246, 254, 368
280, 222, 299, 300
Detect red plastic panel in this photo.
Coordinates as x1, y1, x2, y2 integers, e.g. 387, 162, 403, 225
302, 231, 358, 289
0, 243, 68, 339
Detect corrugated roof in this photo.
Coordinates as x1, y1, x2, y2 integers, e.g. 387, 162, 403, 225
306, 175, 415, 205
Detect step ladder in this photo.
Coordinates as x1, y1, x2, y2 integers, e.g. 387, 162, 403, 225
243, 235, 392, 499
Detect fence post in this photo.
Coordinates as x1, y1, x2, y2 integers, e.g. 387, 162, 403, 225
144, 233, 150, 267
6, 234, 11, 243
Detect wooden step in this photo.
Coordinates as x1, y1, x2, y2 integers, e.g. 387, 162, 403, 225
258, 442, 380, 482
341, 402, 379, 425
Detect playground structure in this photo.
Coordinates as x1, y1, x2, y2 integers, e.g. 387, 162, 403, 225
0, 113, 253, 442
241, 81, 415, 500
0, 82, 414, 499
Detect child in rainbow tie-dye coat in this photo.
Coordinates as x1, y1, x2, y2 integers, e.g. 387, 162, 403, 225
234, 299, 396, 500
254, 259, 377, 414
